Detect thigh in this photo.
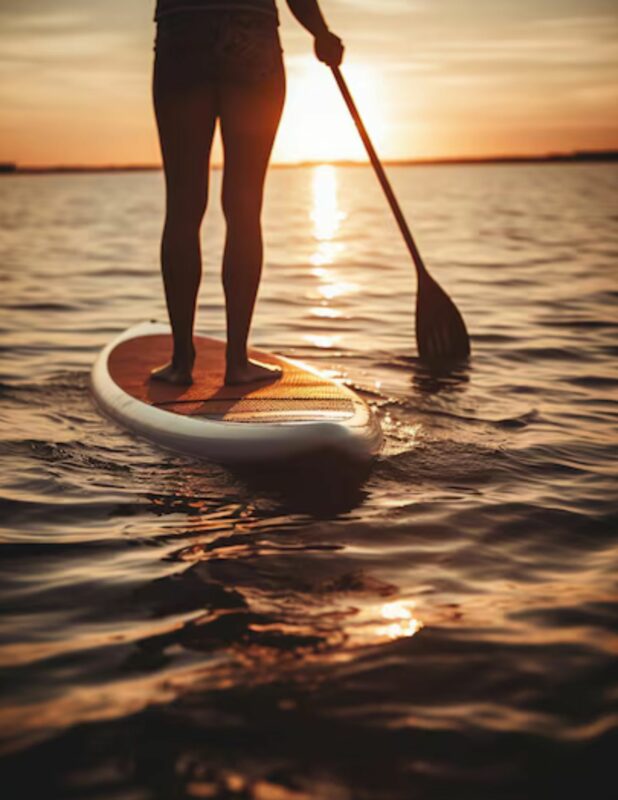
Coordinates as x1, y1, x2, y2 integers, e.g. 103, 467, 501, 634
218, 51, 285, 212
153, 44, 218, 223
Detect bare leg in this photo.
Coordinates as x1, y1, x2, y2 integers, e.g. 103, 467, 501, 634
219, 70, 285, 385
151, 70, 217, 385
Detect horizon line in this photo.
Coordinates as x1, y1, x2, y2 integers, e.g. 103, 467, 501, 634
1, 148, 617, 175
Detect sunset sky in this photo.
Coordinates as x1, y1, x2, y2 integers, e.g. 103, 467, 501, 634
0, 0, 616, 166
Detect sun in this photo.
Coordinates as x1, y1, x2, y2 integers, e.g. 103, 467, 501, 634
274, 59, 387, 163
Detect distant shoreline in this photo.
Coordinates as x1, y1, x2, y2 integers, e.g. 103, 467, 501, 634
1, 149, 617, 175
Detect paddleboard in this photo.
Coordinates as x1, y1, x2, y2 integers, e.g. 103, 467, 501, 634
91, 322, 382, 464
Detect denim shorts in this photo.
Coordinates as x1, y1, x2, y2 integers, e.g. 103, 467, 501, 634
154, 10, 284, 87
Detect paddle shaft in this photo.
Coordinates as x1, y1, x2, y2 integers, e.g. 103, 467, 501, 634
331, 66, 426, 278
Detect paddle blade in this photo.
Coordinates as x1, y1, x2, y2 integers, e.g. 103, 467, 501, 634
415, 272, 471, 362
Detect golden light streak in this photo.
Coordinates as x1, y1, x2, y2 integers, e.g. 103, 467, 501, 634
378, 601, 423, 640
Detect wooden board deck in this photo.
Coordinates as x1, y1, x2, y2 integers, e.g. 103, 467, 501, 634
108, 334, 355, 423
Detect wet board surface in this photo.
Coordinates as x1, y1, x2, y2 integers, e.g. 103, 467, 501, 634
92, 322, 382, 463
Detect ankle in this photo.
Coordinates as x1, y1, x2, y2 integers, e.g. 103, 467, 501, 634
226, 348, 247, 369
172, 344, 195, 368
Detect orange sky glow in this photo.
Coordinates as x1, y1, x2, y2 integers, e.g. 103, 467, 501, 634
0, 0, 616, 167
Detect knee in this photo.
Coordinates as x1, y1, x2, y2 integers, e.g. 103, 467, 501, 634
221, 186, 262, 229
164, 194, 208, 236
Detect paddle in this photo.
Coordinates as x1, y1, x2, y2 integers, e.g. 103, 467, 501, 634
330, 65, 471, 362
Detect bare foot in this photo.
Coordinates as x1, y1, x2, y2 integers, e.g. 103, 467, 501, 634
225, 359, 282, 386
150, 361, 193, 386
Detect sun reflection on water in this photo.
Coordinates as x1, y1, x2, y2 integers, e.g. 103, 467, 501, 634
306, 166, 357, 346
304, 334, 340, 349
309, 306, 342, 319
378, 601, 423, 640
318, 280, 358, 301
311, 164, 345, 243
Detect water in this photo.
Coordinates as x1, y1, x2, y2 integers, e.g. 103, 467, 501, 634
0, 163, 616, 799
